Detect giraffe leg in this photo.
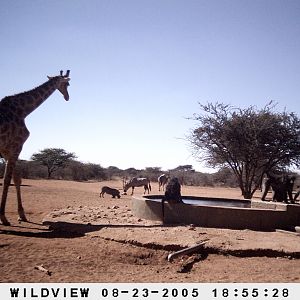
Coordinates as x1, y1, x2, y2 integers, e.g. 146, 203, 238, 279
0, 160, 15, 226
13, 167, 27, 222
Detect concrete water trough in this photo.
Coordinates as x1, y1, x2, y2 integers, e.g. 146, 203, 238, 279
132, 195, 300, 231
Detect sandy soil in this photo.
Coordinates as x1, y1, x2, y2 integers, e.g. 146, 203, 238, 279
0, 179, 300, 283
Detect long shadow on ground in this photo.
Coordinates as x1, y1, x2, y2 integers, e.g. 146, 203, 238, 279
2, 221, 300, 260
0, 220, 166, 239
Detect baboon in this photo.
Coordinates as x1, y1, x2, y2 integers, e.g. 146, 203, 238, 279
162, 177, 183, 220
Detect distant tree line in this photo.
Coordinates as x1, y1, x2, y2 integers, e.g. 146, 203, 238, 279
0, 148, 238, 187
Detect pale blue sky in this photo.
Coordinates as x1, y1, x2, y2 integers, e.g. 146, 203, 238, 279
1, 0, 300, 171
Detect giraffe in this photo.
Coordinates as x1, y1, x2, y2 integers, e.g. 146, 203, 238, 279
0, 70, 71, 225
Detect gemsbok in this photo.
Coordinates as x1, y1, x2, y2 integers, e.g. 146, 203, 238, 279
158, 174, 169, 191
123, 177, 151, 195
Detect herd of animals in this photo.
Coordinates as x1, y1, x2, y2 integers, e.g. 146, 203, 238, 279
100, 173, 300, 204
99, 173, 300, 223
100, 175, 183, 221
0, 70, 299, 226
99, 174, 169, 198
261, 174, 300, 204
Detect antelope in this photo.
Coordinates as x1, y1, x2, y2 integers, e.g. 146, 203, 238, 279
158, 174, 169, 191
123, 177, 151, 195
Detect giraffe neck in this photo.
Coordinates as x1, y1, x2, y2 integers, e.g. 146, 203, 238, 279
2, 77, 60, 119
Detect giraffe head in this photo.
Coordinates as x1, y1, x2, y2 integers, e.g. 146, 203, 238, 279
48, 70, 71, 101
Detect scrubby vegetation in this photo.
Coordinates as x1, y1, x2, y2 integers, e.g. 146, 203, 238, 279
0, 153, 238, 187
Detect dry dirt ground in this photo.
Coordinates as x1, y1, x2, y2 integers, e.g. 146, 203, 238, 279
0, 179, 300, 283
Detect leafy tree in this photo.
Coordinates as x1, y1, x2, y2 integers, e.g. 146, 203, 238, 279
212, 167, 238, 187
168, 165, 195, 185
171, 165, 195, 173
31, 148, 76, 179
124, 168, 141, 178
142, 167, 162, 181
84, 163, 107, 180
188, 102, 300, 198
106, 166, 124, 180
65, 161, 107, 181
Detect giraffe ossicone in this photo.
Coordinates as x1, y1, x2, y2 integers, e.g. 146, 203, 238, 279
0, 70, 71, 225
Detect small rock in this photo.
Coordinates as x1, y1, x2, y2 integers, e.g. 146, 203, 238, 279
188, 224, 196, 230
